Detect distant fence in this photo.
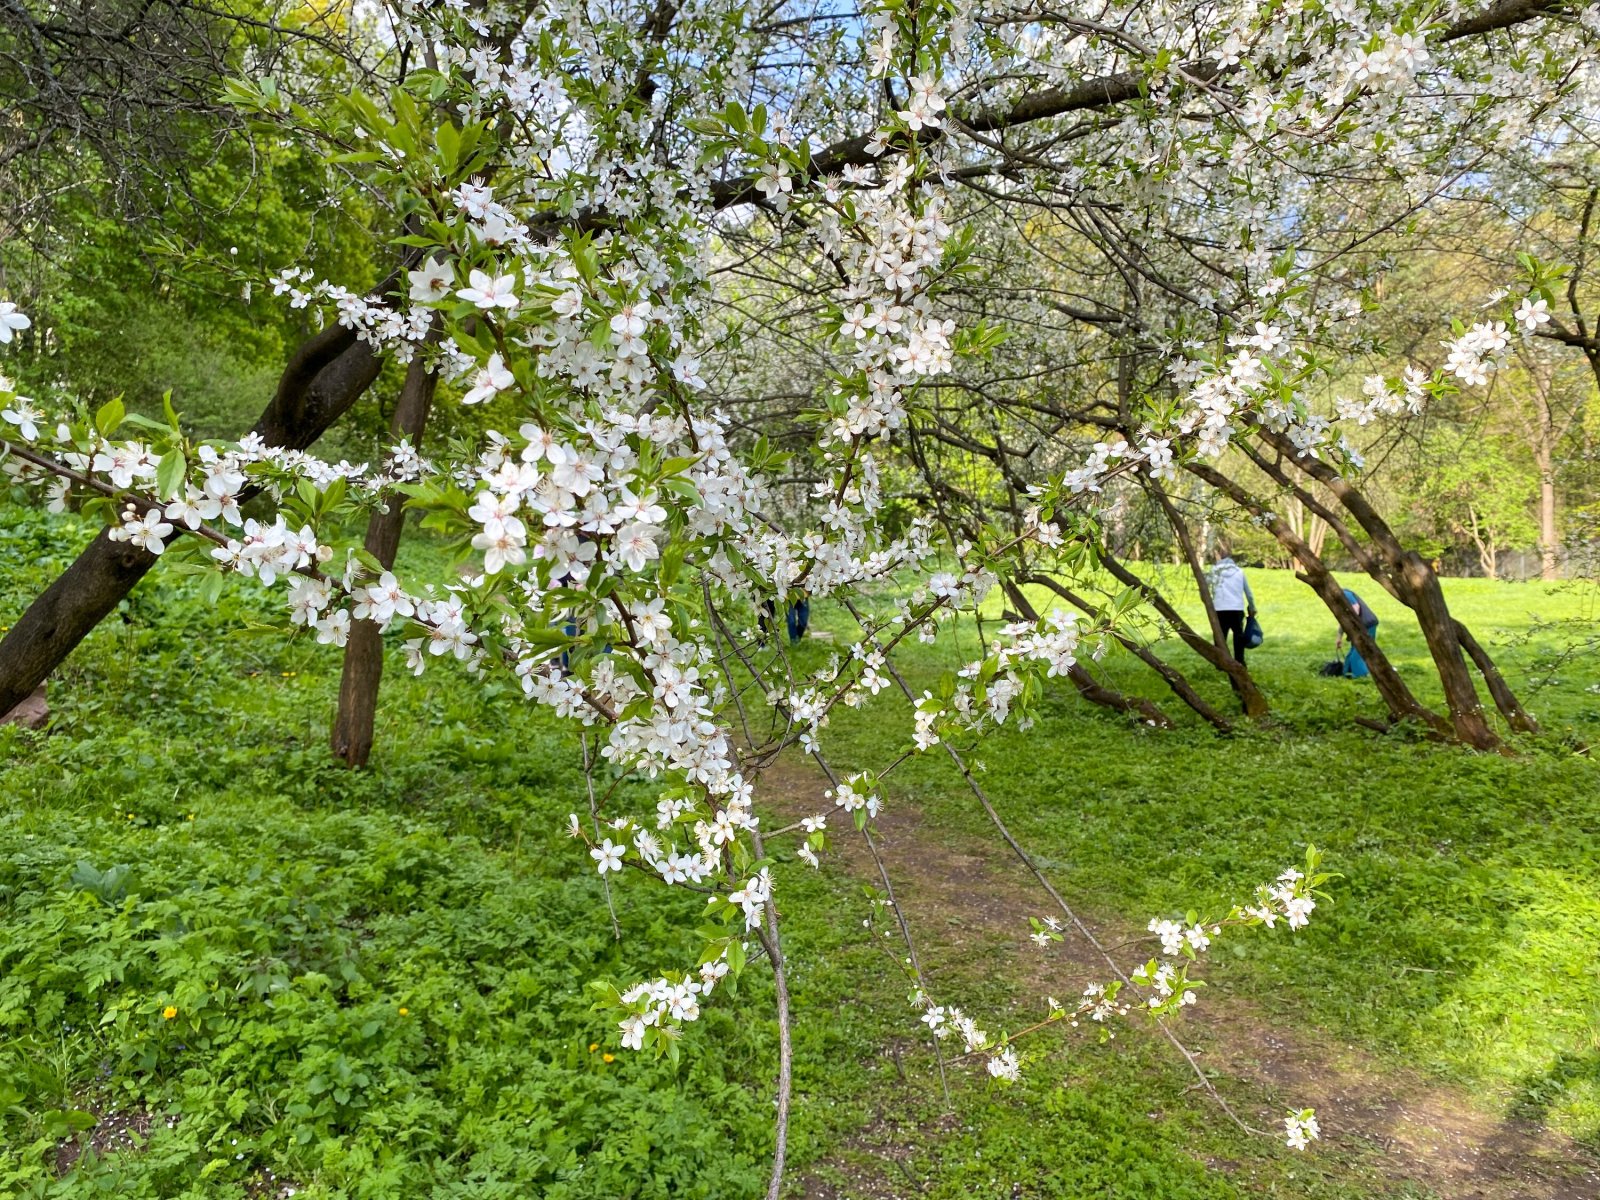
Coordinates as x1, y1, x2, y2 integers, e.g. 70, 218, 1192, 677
1344, 546, 1597, 581
1441, 545, 1598, 581
1227, 546, 1598, 581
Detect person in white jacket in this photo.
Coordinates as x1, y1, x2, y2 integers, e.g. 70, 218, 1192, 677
1207, 540, 1256, 666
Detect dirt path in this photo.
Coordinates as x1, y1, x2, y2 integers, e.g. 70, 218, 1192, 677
761, 754, 1600, 1200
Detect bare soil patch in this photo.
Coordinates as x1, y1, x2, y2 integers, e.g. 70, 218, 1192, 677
53, 1104, 172, 1175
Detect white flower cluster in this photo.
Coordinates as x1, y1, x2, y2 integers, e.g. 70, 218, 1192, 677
1512, 294, 1550, 332
269, 269, 436, 363
0, 409, 423, 537
616, 955, 733, 1050
1443, 321, 1511, 387
828, 776, 881, 820
1133, 960, 1197, 1009
1244, 866, 1317, 930
210, 518, 328, 586
1147, 918, 1215, 958
1339, 29, 1432, 95
912, 606, 1079, 751
1333, 369, 1429, 432
920, 1003, 990, 1054
1284, 1108, 1322, 1151
1078, 982, 1128, 1025
0, 389, 42, 442
107, 505, 174, 555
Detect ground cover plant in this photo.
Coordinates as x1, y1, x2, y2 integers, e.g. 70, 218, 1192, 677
2, 503, 1597, 1198
2, 0, 1599, 1196
823, 568, 1600, 1134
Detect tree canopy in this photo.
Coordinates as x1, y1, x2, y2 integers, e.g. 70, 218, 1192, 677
2, 0, 1597, 1190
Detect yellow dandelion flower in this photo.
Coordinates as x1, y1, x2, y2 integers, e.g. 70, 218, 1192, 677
602, 1053, 615, 1063
162, 1006, 178, 1020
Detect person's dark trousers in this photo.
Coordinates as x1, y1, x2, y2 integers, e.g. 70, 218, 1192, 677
786, 599, 810, 644
1217, 608, 1246, 666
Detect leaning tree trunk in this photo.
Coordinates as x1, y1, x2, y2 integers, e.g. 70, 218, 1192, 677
1247, 427, 1520, 746
1073, 414, 1270, 715
1065, 662, 1176, 728
1235, 437, 1537, 736
1135, 479, 1270, 716
330, 351, 439, 768
0, 323, 386, 718
1185, 461, 1457, 740
1023, 573, 1232, 731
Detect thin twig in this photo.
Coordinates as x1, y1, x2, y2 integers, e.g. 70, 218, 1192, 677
582, 731, 622, 940
809, 746, 953, 1106
844, 599, 1264, 1136
750, 831, 794, 1200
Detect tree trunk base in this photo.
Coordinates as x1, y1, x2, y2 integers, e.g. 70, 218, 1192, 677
1, 684, 48, 730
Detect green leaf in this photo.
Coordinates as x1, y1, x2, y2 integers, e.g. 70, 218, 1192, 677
156, 451, 187, 500
121, 413, 174, 436
199, 572, 225, 606
94, 397, 126, 438
523, 625, 574, 647
319, 476, 347, 517
659, 542, 685, 588
436, 120, 461, 171
42, 1110, 98, 1136
569, 234, 600, 283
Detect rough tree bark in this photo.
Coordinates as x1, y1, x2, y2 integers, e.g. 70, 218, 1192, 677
1249, 426, 1508, 749
0, 324, 385, 718
1234, 438, 1538, 735
330, 351, 439, 767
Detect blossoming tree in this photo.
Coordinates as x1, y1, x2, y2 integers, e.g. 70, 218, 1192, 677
1, 0, 1593, 1189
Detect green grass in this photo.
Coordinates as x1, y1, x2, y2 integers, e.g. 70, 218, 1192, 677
809, 563, 1600, 1144
1, 503, 1597, 1197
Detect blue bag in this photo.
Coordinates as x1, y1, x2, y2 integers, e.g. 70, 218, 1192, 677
1243, 614, 1263, 649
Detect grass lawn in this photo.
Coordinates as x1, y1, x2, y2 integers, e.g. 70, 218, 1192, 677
814, 563, 1600, 1141
1, 503, 1597, 1198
